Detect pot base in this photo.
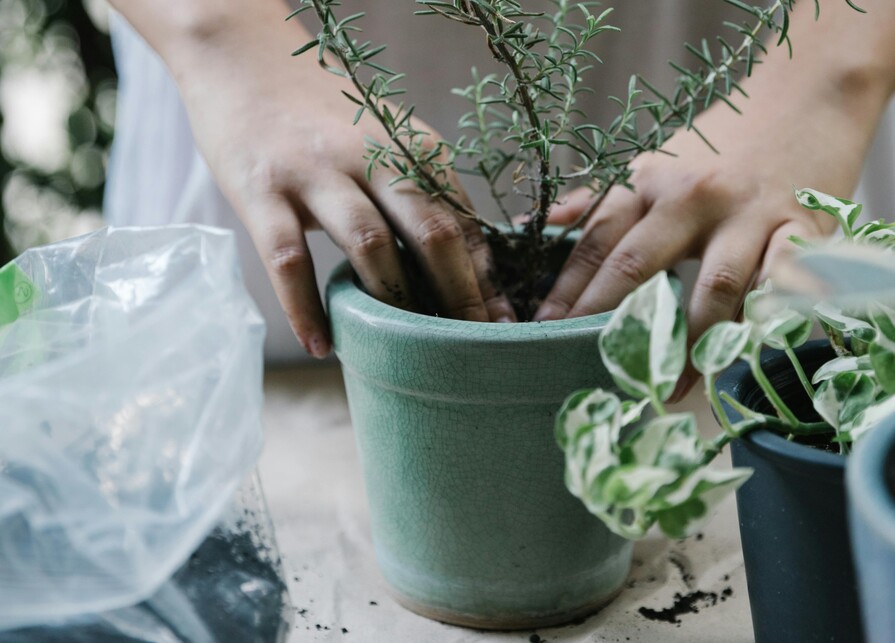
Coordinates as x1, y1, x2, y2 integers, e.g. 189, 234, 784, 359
388, 585, 623, 631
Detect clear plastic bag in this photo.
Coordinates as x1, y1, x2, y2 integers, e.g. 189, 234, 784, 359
4, 473, 293, 643
0, 226, 285, 637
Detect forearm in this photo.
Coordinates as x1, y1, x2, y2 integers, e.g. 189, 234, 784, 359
732, 0, 895, 193
106, 0, 315, 82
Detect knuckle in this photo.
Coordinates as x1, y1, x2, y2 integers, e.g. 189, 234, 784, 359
697, 264, 746, 301
683, 168, 738, 205
450, 294, 487, 321
569, 238, 609, 274
268, 246, 312, 277
415, 214, 465, 248
348, 224, 394, 259
603, 250, 649, 285
463, 226, 489, 253
697, 265, 745, 300
246, 161, 282, 196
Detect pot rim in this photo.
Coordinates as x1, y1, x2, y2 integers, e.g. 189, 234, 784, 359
739, 426, 845, 472
326, 225, 683, 343
326, 260, 616, 336
847, 415, 895, 548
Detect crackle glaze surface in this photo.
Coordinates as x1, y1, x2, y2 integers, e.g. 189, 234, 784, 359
326, 261, 634, 628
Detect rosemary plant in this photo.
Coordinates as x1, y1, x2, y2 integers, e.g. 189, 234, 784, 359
290, 0, 861, 318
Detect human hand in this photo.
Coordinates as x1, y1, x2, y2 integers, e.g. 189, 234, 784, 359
536, 49, 893, 397
153, 5, 515, 358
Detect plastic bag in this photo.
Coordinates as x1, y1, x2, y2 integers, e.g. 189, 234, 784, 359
0, 226, 271, 631
4, 472, 292, 643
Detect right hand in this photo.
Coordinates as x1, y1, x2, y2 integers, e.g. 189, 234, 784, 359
160, 6, 515, 358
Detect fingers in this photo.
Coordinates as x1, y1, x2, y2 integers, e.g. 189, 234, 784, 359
687, 223, 766, 346
456, 216, 518, 322
566, 214, 692, 318
534, 187, 645, 321
242, 192, 330, 358
300, 175, 413, 311
757, 218, 820, 284
368, 176, 491, 323
670, 223, 766, 402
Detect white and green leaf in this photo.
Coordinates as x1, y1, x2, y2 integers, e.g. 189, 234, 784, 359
621, 413, 699, 469
813, 302, 873, 335
599, 272, 686, 402
653, 467, 753, 539
841, 395, 895, 442
813, 372, 878, 431
691, 321, 751, 376
555, 388, 623, 450
795, 188, 862, 236
812, 355, 873, 384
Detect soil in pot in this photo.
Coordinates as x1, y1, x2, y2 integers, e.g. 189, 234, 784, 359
401, 227, 574, 322
732, 343, 839, 450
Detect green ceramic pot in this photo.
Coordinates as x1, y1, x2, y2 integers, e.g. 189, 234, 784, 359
326, 241, 634, 630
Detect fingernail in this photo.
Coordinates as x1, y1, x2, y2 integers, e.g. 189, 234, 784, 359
308, 333, 331, 359
496, 315, 514, 324
533, 307, 556, 322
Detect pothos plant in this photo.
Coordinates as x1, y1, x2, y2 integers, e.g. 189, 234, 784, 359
556, 188, 895, 540
290, 0, 863, 318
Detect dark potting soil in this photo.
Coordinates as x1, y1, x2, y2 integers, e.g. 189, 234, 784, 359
637, 588, 732, 626
4, 527, 289, 643
738, 347, 843, 454
392, 231, 570, 321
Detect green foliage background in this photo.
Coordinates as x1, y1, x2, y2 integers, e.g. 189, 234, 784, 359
0, 0, 116, 266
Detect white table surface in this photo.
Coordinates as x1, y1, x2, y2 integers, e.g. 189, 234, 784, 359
258, 363, 755, 643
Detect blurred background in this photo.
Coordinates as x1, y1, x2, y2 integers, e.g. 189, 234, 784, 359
0, 0, 113, 267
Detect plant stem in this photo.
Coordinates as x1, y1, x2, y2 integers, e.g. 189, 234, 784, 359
469, 4, 552, 239
784, 344, 815, 399
650, 391, 669, 417
701, 432, 733, 466
718, 390, 832, 436
748, 353, 800, 426
310, 1, 500, 235
706, 374, 735, 436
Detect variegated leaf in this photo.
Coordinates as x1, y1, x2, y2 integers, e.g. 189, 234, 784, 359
620, 413, 698, 468
813, 372, 878, 431
555, 388, 622, 450
599, 272, 686, 402
854, 220, 895, 248
563, 422, 618, 510
795, 188, 863, 235
813, 302, 873, 335
812, 355, 873, 385
691, 321, 751, 376
841, 395, 895, 442
743, 279, 772, 325
745, 281, 812, 350
653, 467, 753, 539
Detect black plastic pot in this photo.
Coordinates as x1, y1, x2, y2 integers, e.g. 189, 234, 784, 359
716, 340, 865, 643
